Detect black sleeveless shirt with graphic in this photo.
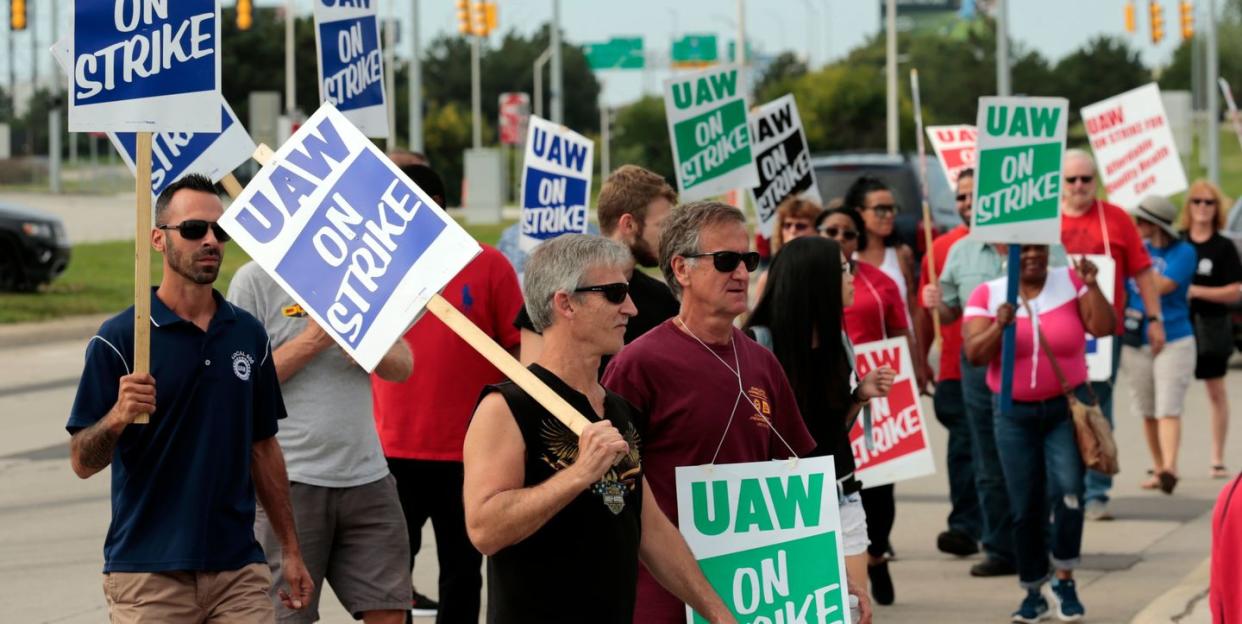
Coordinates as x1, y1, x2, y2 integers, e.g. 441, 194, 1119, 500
481, 364, 644, 624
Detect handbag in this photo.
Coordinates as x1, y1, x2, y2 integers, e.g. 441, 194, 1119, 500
1023, 300, 1121, 476
1194, 314, 1234, 360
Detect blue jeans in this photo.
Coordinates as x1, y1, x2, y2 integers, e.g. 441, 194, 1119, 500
934, 379, 981, 539
1084, 337, 1122, 505
993, 389, 1087, 590
960, 355, 1015, 564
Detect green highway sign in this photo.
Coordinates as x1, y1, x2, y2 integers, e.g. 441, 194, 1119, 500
585, 37, 644, 70
672, 34, 718, 68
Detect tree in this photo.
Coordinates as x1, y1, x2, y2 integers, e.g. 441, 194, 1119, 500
754, 52, 808, 104
1050, 36, 1150, 119
611, 96, 673, 183
789, 62, 915, 152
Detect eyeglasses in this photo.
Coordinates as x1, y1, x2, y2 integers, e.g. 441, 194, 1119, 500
865, 204, 896, 218
843, 259, 858, 276
818, 226, 859, 241
955, 194, 971, 202
1191, 197, 1218, 206
782, 221, 811, 233
1065, 175, 1094, 185
573, 282, 630, 304
684, 250, 761, 273
157, 220, 231, 242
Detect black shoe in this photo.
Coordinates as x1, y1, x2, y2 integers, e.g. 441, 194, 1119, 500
970, 557, 1017, 577
410, 589, 439, 618
937, 530, 980, 557
868, 560, 895, 605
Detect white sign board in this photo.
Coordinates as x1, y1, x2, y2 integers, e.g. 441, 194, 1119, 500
519, 115, 594, 252
1083, 254, 1116, 382
69, 0, 222, 132
748, 94, 820, 238
675, 457, 852, 624
219, 103, 481, 371
1082, 83, 1187, 210
926, 124, 977, 189
314, 0, 389, 139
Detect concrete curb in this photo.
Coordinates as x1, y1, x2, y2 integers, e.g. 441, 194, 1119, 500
0, 314, 108, 349
1130, 558, 1211, 623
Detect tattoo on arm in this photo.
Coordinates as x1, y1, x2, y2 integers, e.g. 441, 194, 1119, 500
73, 419, 119, 472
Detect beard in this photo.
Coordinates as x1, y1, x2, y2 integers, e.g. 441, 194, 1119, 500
167, 243, 221, 285
630, 224, 659, 268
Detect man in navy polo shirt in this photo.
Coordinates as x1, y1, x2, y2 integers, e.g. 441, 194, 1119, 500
67, 174, 312, 623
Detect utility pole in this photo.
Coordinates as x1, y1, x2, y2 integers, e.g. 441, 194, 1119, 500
534, 47, 551, 119
997, 0, 1011, 96
408, 0, 423, 152
1207, 0, 1220, 184
470, 33, 481, 147
49, 0, 61, 193
550, 0, 563, 124
384, 0, 396, 145
885, 0, 897, 154
285, 0, 296, 116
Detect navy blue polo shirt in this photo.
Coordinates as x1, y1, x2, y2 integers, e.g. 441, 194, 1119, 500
67, 289, 286, 573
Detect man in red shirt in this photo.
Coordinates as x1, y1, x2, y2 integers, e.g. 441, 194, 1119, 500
1059, 149, 1165, 521
916, 169, 981, 558
1211, 474, 1242, 621
371, 164, 524, 623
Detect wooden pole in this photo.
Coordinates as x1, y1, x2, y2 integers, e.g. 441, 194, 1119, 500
220, 172, 244, 199
910, 69, 942, 347
133, 132, 153, 424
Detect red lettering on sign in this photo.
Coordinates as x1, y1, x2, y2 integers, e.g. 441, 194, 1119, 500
1086, 107, 1125, 135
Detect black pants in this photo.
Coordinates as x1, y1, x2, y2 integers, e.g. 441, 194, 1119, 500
387, 458, 483, 624
862, 484, 896, 558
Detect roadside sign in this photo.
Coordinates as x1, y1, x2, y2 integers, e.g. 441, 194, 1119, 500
1082, 83, 1187, 210
314, 0, 389, 139
749, 94, 819, 237
585, 37, 644, 70
671, 34, 718, 69
499, 92, 531, 146
664, 65, 759, 201
926, 125, 977, 189
218, 103, 481, 372
968, 97, 1068, 244
519, 116, 594, 251
675, 457, 851, 624
848, 336, 936, 488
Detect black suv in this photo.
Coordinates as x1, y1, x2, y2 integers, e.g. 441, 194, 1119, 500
0, 203, 71, 291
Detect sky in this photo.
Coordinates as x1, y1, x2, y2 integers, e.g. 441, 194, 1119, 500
3, 0, 1198, 107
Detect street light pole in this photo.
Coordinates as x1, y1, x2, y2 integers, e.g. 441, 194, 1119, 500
534, 47, 551, 119
409, 0, 423, 151
384, 0, 396, 144
285, 0, 296, 115
996, 0, 1011, 96
1207, 0, 1220, 184
471, 33, 481, 148
550, 0, 563, 124
885, 0, 897, 154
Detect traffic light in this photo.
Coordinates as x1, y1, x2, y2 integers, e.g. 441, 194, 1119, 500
456, 0, 471, 35
1125, 1, 1136, 33
10, 0, 26, 31
1150, 0, 1165, 44
1180, 0, 1194, 40
237, 0, 252, 31
484, 2, 498, 34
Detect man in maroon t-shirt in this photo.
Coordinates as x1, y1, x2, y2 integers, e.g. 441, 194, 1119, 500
603, 201, 819, 624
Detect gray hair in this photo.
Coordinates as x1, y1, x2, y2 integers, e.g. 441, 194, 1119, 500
658, 200, 746, 298
524, 234, 633, 332
1063, 148, 1096, 170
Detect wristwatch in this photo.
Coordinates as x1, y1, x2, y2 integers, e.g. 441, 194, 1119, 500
851, 386, 868, 405
1146, 315, 1163, 323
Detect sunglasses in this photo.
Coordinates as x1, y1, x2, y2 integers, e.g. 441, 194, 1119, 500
684, 250, 761, 273
865, 204, 896, 218
1191, 197, 1218, 206
843, 259, 858, 276
782, 221, 811, 232
157, 220, 231, 242
1065, 175, 1094, 185
955, 193, 971, 202
573, 282, 630, 304
818, 226, 859, 241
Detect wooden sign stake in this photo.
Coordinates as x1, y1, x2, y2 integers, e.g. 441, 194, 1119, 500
220, 173, 244, 199
133, 132, 153, 424
910, 69, 942, 348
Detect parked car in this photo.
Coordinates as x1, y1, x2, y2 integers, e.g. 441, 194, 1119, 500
1223, 198, 1242, 353
0, 203, 71, 292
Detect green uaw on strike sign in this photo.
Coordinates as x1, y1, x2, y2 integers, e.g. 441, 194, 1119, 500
664, 64, 760, 201
969, 97, 1068, 244
675, 458, 851, 624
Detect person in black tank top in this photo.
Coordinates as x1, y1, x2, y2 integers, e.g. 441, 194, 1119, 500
463, 235, 735, 624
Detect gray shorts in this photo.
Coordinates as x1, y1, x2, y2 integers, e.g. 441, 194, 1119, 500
255, 474, 412, 622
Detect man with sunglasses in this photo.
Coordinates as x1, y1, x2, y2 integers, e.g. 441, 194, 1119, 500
228, 240, 416, 619
1060, 149, 1165, 522
602, 201, 817, 623
67, 174, 312, 622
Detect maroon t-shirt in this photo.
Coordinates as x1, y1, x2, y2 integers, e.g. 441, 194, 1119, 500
602, 319, 817, 624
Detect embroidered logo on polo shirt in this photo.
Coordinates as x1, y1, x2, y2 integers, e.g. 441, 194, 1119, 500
231, 351, 255, 381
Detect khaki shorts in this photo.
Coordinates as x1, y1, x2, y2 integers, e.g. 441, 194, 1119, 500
103, 562, 274, 623
839, 492, 871, 557
1122, 336, 1197, 419
255, 474, 411, 622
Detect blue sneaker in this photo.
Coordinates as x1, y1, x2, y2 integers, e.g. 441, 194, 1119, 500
1047, 578, 1086, 621
1012, 590, 1050, 623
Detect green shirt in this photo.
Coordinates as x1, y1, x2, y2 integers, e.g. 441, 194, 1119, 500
940, 241, 1067, 310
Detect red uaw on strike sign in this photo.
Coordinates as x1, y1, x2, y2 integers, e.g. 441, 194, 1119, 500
1082, 83, 1188, 209
499, 92, 531, 146
926, 124, 977, 188
848, 336, 936, 489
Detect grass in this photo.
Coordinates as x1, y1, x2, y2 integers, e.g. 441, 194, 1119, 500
0, 218, 514, 324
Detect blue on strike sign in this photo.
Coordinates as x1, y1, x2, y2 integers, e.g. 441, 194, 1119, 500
218, 103, 479, 372
519, 115, 594, 252
69, 0, 222, 132
314, 0, 389, 139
